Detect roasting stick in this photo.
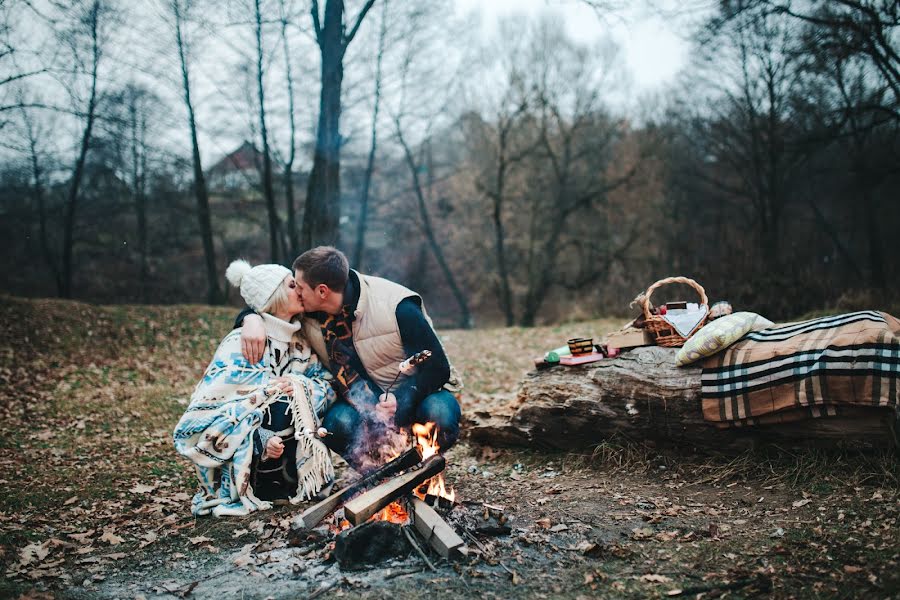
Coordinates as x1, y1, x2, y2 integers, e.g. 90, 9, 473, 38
316, 350, 433, 438
384, 350, 432, 399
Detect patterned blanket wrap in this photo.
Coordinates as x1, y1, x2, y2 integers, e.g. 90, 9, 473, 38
173, 329, 334, 516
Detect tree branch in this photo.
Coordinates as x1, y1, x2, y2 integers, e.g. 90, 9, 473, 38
344, 0, 375, 46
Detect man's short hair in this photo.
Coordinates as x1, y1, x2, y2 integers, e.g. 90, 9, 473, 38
292, 246, 349, 292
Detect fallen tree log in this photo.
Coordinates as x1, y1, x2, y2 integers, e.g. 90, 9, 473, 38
468, 346, 899, 452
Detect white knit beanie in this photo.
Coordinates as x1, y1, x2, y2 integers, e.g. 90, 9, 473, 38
225, 259, 291, 312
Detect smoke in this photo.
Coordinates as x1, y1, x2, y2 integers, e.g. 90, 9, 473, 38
344, 380, 411, 473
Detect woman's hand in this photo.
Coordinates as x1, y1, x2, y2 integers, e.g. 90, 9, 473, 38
374, 393, 397, 424
262, 436, 284, 461
241, 314, 267, 364
267, 377, 293, 396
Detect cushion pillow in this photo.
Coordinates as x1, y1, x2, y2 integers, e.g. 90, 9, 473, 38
675, 312, 765, 366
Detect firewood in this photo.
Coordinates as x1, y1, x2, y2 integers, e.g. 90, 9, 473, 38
292, 447, 422, 529
343, 455, 445, 525
410, 497, 466, 559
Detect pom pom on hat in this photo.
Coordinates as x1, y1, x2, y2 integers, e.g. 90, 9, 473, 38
226, 259, 252, 288
225, 259, 291, 312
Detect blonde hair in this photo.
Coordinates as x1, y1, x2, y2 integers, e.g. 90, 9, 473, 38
260, 277, 293, 316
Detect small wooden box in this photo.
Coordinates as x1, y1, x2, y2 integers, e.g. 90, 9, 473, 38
606, 327, 654, 350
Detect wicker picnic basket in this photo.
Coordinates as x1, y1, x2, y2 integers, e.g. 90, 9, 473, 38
638, 276, 709, 348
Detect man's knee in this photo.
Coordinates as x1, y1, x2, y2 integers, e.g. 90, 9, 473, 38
321, 402, 360, 455
415, 390, 461, 449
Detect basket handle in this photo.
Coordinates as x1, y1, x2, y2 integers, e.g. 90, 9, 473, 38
640, 276, 708, 320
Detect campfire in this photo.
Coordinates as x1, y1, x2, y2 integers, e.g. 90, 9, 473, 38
293, 422, 466, 566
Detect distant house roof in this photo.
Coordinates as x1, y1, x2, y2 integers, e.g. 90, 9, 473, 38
209, 141, 262, 174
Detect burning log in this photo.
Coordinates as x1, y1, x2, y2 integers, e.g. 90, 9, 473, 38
293, 447, 422, 530
343, 455, 446, 525
410, 497, 466, 559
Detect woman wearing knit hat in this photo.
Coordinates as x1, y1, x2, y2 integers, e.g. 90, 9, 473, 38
173, 260, 336, 517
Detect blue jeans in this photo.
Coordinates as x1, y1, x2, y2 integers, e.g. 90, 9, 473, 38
321, 389, 461, 468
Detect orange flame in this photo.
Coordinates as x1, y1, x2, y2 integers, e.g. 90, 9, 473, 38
411, 422, 456, 504
372, 500, 410, 524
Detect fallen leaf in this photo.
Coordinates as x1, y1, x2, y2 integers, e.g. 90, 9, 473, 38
641, 574, 673, 584
792, 499, 811, 509
64, 496, 79, 506
130, 483, 156, 494
549, 524, 569, 533
68, 530, 94, 544
100, 530, 125, 545
19, 541, 49, 566
188, 536, 213, 545
632, 527, 654, 540
843, 565, 863, 574
535, 518, 551, 530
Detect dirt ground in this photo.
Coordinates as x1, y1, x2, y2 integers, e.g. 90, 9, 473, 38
1, 296, 897, 599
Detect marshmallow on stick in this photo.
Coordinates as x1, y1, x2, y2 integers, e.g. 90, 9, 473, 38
383, 350, 432, 398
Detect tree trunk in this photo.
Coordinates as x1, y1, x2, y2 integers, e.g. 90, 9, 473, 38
22, 109, 62, 295
863, 188, 885, 289
492, 129, 514, 326
468, 346, 899, 452
255, 0, 279, 263
280, 1, 299, 255
303, 0, 345, 250
61, 0, 101, 299
303, 0, 375, 250
129, 94, 149, 303
174, 0, 222, 304
353, 0, 387, 270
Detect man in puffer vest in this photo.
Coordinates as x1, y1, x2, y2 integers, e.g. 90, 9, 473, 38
237, 246, 462, 470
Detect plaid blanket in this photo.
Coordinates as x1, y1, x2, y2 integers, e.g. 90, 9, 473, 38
701, 311, 900, 427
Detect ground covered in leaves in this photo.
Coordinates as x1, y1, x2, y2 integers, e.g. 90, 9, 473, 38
0, 295, 897, 599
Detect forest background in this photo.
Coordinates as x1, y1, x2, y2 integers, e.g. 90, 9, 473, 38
2, 0, 898, 326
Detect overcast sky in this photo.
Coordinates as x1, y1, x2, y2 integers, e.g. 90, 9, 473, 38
454, 0, 696, 91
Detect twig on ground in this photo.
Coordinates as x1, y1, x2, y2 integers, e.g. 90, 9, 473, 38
383, 567, 423, 580
307, 580, 340, 600
403, 526, 437, 572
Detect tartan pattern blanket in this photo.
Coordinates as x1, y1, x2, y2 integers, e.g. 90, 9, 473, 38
173, 328, 335, 516
701, 311, 900, 427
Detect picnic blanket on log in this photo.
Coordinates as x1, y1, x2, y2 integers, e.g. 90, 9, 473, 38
701, 311, 900, 427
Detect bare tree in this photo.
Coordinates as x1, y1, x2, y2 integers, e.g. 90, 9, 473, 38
516, 21, 637, 326
124, 83, 152, 301
60, 0, 104, 298
19, 104, 62, 294
352, 0, 387, 270
253, 0, 279, 263
278, 0, 299, 255
172, 0, 223, 304
394, 118, 472, 329
301, 0, 376, 249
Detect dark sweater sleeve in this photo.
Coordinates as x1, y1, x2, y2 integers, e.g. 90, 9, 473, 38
234, 307, 256, 330
391, 298, 451, 408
